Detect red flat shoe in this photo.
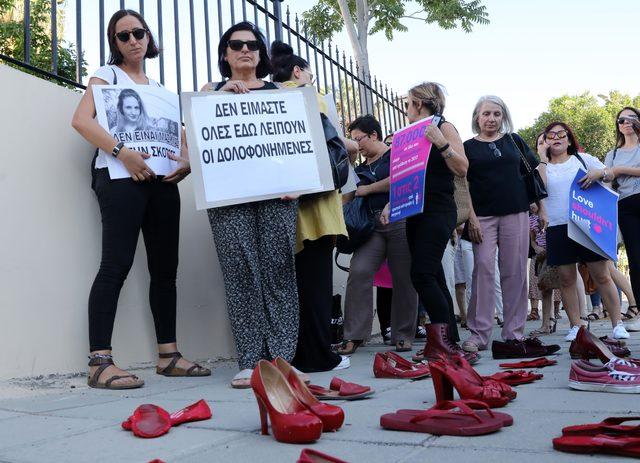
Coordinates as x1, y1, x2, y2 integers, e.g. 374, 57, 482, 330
395, 399, 514, 427
483, 370, 543, 386
250, 360, 323, 444
124, 404, 172, 438
498, 357, 557, 369
553, 434, 640, 457
330, 377, 371, 396
297, 448, 348, 463
569, 326, 633, 361
381, 400, 509, 436
169, 399, 212, 427
308, 380, 374, 401
562, 417, 640, 436
273, 357, 344, 432
429, 356, 514, 408
373, 352, 431, 379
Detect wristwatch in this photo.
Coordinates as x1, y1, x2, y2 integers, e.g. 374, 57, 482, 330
112, 141, 124, 158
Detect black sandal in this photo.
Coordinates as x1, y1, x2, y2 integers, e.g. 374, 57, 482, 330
395, 340, 412, 352
88, 355, 144, 390
156, 352, 211, 377
337, 340, 362, 355
623, 305, 638, 320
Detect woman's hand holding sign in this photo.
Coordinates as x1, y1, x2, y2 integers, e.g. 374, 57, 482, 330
424, 124, 447, 150
579, 169, 605, 189
120, 147, 156, 182
164, 129, 191, 184
219, 80, 253, 94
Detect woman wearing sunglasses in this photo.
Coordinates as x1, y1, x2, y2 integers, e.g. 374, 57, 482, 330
581, 107, 640, 329
71, 9, 205, 390
200, 23, 301, 388
461, 96, 556, 357
538, 122, 628, 340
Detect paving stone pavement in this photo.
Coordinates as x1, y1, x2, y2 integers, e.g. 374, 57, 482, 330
0, 319, 637, 463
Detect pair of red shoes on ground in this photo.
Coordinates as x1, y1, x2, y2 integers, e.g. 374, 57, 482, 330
308, 377, 374, 400
553, 417, 640, 458
122, 400, 212, 438
373, 351, 431, 379
250, 358, 345, 444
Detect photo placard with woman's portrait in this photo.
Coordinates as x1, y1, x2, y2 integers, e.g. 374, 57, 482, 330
93, 85, 180, 179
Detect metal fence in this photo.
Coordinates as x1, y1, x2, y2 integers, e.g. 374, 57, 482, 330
1, 0, 406, 137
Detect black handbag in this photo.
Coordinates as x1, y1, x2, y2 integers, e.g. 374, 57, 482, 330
509, 133, 548, 202
320, 113, 350, 189
335, 196, 375, 254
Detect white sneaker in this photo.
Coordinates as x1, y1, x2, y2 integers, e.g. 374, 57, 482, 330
626, 319, 640, 332
332, 355, 351, 371
565, 325, 580, 342
613, 321, 630, 340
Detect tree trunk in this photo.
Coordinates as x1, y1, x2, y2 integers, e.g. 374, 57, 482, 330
335, 0, 373, 114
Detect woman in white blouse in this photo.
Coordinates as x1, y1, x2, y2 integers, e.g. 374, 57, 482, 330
537, 122, 628, 341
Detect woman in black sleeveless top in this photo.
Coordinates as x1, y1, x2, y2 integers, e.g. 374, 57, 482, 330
382, 82, 472, 361
200, 22, 300, 388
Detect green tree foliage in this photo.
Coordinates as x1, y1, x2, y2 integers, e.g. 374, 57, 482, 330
518, 92, 640, 160
0, 0, 86, 86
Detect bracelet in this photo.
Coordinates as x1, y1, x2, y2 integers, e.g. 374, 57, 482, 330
112, 141, 124, 158
539, 161, 548, 165
602, 168, 610, 182
436, 143, 450, 154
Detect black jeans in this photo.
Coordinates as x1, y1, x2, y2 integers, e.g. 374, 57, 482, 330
292, 236, 341, 372
619, 193, 640, 305
406, 209, 459, 342
88, 169, 180, 351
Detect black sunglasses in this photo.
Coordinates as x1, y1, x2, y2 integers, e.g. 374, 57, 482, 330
227, 40, 260, 51
115, 28, 147, 43
488, 142, 502, 158
618, 116, 639, 125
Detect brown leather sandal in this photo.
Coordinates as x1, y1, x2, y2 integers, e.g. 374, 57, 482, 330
156, 352, 211, 377
87, 355, 144, 390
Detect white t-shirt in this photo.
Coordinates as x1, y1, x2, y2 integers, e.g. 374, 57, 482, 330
90, 65, 160, 169
545, 153, 605, 227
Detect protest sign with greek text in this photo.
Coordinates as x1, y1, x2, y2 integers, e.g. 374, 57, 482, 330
93, 85, 179, 179
389, 116, 439, 222
182, 86, 334, 209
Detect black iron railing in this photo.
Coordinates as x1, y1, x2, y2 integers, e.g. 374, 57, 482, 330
1, 0, 407, 137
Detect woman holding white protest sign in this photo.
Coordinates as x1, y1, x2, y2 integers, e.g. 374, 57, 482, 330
270, 40, 351, 373
537, 121, 627, 340
201, 23, 302, 388
71, 9, 207, 390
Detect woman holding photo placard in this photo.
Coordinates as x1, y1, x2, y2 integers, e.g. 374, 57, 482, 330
71, 9, 206, 390
201, 23, 303, 388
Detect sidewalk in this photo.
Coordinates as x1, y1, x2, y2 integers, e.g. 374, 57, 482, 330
0, 319, 635, 463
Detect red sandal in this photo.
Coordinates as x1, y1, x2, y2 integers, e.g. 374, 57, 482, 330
395, 399, 514, 427
498, 357, 557, 369
483, 370, 543, 386
553, 434, 640, 457
380, 400, 510, 436
562, 417, 640, 436
308, 378, 374, 401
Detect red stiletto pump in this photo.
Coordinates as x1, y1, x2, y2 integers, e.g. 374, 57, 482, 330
250, 360, 323, 444
273, 357, 344, 432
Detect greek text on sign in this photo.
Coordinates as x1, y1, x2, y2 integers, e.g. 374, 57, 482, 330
182, 86, 334, 209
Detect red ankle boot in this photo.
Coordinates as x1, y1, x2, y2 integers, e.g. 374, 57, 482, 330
421, 323, 479, 364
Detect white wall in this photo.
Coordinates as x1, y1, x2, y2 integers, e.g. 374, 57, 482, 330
0, 64, 236, 380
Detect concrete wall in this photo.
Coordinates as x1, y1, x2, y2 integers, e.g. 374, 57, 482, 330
0, 64, 236, 380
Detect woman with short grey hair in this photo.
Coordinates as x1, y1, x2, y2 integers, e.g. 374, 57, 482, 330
461, 95, 555, 358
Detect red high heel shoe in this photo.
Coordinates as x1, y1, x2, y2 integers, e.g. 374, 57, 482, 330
429, 355, 515, 408
273, 357, 344, 432
569, 326, 633, 362
297, 448, 348, 463
250, 360, 323, 444
373, 352, 431, 379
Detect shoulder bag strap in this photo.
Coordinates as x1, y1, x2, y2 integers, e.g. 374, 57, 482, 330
573, 153, 588, 169
111, 67, 118, 85
508, 133, 533, 174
